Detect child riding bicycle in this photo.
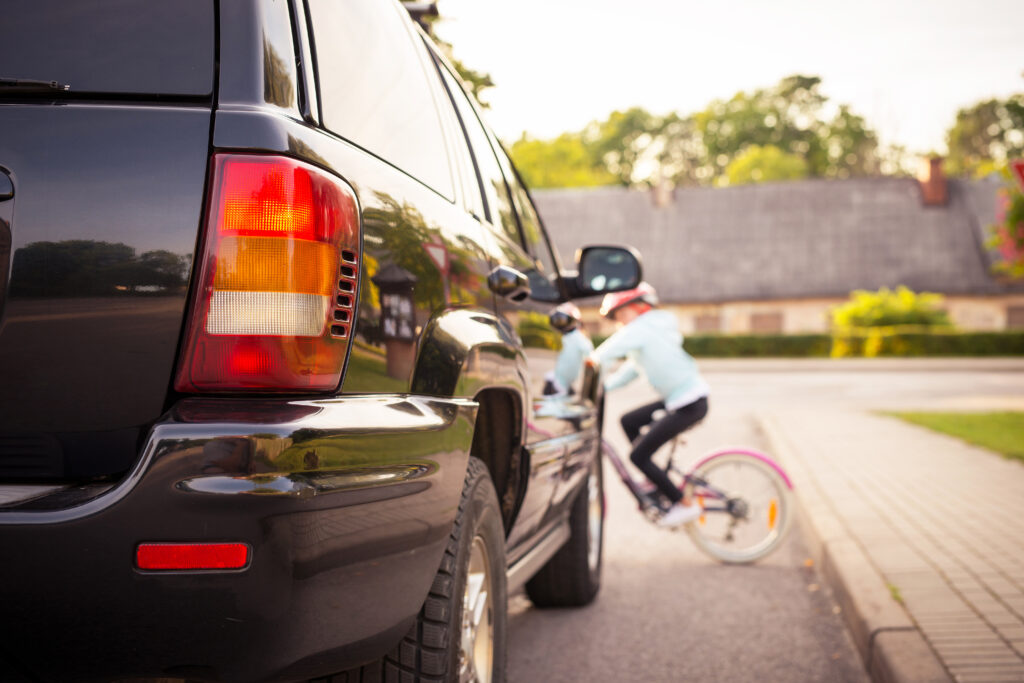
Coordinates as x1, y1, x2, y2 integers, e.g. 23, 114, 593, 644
591, 282, 709, 527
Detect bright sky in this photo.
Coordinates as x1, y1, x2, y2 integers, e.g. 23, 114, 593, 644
435, 0, 1024, 154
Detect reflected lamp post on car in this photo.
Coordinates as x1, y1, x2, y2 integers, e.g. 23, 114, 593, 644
371, 263, 418, 380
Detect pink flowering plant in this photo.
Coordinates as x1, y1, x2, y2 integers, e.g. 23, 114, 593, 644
989, 165, 1024, 279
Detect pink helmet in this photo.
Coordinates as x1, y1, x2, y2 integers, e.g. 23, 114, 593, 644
599, 282, 658, 319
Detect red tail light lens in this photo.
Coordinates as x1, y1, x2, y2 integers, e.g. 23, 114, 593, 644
136, 543, 250, 570
175, 154, 360, 392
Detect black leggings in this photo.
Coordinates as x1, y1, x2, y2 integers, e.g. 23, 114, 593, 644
621, 397, 709, 503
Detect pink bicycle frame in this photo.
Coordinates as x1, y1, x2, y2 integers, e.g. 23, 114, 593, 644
601, 439, 792, 510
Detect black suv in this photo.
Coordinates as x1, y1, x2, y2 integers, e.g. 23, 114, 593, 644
0, 2, 640, 681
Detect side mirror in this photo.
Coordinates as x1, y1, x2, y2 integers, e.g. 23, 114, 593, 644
568, 245, 642, 298
487, 265, 531, 302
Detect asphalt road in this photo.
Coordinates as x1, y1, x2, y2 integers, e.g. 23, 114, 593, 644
508, 360, 1024, 682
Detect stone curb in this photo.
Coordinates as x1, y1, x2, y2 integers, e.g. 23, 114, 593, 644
758, 414, 952, 683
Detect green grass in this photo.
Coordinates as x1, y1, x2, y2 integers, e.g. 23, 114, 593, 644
884, 411, 1024, 462
344, 346, 408, 393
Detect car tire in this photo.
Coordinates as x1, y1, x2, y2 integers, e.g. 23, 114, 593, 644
325, 457, 507, 683
524, 452, 603, 608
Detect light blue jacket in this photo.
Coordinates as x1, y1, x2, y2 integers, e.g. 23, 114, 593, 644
553, 328, 594, 392
592, 309, 708, 409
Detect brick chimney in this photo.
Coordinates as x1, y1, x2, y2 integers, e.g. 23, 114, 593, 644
651, 179, 674, 208
918, 156, 948, 206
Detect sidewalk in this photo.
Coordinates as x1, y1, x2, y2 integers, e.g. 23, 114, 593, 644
760, 410, 1024, 683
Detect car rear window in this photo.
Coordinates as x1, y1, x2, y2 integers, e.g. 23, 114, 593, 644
0, 0, 214, 97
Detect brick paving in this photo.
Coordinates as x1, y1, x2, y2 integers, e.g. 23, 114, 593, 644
765, 409, 1024, 683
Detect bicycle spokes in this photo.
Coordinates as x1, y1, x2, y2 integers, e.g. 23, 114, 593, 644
683, 452, 792, 564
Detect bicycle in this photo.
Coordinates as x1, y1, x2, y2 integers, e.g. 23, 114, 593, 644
602, 434, 794, 564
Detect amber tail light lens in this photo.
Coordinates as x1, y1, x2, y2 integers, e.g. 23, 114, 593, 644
174, 154, 360, 392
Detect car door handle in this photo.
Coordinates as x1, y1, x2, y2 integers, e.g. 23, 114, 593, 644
487, 265, 531, 302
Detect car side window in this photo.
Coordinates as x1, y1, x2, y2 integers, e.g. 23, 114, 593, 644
427, 49, 487, 222
430, 52, 561, 303
307, 0, 454, 200
435, 59, 516, 239
492, 145, 562, 302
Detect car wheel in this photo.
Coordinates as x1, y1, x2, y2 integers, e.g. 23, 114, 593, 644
328, 457, 507, 682
524, 451, 603, 607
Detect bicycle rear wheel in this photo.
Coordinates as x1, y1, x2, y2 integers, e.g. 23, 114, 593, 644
682, 451, 791, 564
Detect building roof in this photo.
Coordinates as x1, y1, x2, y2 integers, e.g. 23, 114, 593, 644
534, 176, 1022, 304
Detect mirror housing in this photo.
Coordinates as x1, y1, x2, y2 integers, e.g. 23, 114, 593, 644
564, 245, 642, 299
487, 265, 531, 302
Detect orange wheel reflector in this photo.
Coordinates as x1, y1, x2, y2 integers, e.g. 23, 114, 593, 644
768, 499, 779, 529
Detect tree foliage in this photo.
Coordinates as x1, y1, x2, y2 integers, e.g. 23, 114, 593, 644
509, 75, 881, 189
400, 0, 495, 107
450, 58, 495, 107
510, 133, 615, 189
723, 144, 809, 186
583, 107, 663, 186
696, 75, 879, 183
10, 241, 189, 296
945, 93, 1024, 177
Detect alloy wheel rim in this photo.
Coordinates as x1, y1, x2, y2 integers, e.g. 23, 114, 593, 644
459, 535, 493, 683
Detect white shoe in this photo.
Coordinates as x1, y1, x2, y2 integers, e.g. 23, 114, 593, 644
657, 502, 702, 528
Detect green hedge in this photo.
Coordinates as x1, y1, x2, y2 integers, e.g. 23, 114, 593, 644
683, 334, 832, 357
830, 329, 1024, 357
586, 330, 1024, 357
666, 331, 1024, 357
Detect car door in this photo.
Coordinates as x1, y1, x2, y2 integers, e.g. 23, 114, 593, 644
427, 58, 573, 548
488, 144, 601, 533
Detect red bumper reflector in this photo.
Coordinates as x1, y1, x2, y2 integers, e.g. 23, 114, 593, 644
136, 543, 250, 570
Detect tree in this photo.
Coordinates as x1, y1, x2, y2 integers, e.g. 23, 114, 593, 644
821, 105, 880, 178
696, 75, 825, 179
945, 93, 1024, 177
448, 58, 494, 108
503, 75, 881, 190
578, 108, 707, 188
583, 107, 662, 186
696, 75, 879, 183
400, 0, 495, 107
8, 241, 188, 295
723, 145, 809, 186
646, 112, 708, 187
510, 133, 616, 189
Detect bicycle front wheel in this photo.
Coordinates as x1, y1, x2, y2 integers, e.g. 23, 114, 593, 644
682, 451, 792, 564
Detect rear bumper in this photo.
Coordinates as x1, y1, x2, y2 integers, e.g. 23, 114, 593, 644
0, 395, 477, 682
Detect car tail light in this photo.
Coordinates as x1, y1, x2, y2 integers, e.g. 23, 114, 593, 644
175, 154, 360, 392
136, 542, 250, 570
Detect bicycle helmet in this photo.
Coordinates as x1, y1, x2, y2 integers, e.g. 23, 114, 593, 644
549, 302, 582, 332
599, 282, 658, 319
